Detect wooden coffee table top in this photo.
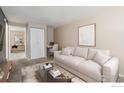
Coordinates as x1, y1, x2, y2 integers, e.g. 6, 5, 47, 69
46, 70, 71, 82
39, 63, 72, 82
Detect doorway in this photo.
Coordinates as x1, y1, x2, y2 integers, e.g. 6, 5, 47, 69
30, 27, 45, 59
8, 25, 26, 60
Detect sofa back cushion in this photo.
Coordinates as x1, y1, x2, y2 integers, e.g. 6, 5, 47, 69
93, 52, 111, 66
87, 48, 97, 60
96, 49, 110, 56
87, 48, 111, 60
73, 47, 88, 59
61, 47, 75, 56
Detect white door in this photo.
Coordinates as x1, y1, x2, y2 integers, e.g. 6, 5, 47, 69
30, 28, 45, 59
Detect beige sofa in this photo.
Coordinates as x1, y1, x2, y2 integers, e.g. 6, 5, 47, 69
54, 47, 119, 82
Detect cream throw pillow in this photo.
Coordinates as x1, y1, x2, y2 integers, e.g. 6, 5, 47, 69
87, 48, 111, 60
61, 47, 75, 56
73, 47, 88, 59
87, 48, 97, 60
93, 52, 111, 66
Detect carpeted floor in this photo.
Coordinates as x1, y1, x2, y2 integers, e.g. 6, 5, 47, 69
21, 62, 85, 82
8, 58, 50, 82
8, 58, 124, 82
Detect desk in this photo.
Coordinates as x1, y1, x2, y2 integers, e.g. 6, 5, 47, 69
47, 45, 53, 58
47, 44, 58, 58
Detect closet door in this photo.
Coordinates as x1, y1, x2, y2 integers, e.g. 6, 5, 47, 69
30, 28, 45, 59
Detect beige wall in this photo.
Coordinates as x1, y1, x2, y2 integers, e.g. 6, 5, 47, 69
47, 26, 54, 44
54, 7, 124, 75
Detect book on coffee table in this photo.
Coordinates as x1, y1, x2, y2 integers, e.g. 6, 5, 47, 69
49, 69, 61, 78
43, 63, 52, 70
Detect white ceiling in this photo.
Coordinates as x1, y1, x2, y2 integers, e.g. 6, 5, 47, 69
1, 6, 109, 27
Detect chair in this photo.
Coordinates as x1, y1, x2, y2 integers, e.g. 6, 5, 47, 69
48, 44, 58, 58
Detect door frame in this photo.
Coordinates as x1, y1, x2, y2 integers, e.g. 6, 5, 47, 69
29, 27, 46, 59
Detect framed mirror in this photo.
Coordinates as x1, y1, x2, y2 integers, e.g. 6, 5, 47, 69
78, 23, 96, 46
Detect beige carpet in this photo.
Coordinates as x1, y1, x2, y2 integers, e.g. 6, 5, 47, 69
21, 62, 85, 82
9, 58, 124, 82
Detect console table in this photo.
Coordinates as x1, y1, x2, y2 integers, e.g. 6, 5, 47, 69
11, 45, 25, 53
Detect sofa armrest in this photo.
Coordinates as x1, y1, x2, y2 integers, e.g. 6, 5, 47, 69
103, 57, 119, 82
54, 51, 62, 56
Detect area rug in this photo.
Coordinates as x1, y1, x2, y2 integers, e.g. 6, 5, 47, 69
21, 62, 85, 82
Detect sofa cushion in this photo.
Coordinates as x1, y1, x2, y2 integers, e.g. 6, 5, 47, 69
77, 60, 102, 81
93, 52, 111, 66
54, 54, 68, 62
61, 47, 75, 56
87, 48, 111, 60
64, 56, 86, 70
96, 49, 110, 56
73, 47, 88, 59
87, 48, 97, 60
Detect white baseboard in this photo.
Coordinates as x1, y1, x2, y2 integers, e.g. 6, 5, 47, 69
119, 73, 124, 78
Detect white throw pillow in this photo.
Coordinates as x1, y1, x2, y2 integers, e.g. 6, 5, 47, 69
61, 47, 75, 56
96, 49, 110, 56
73, 47, 88, 59
87, 48, 111, 60
93, 52, 111, 66
87, 48, 97, 60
